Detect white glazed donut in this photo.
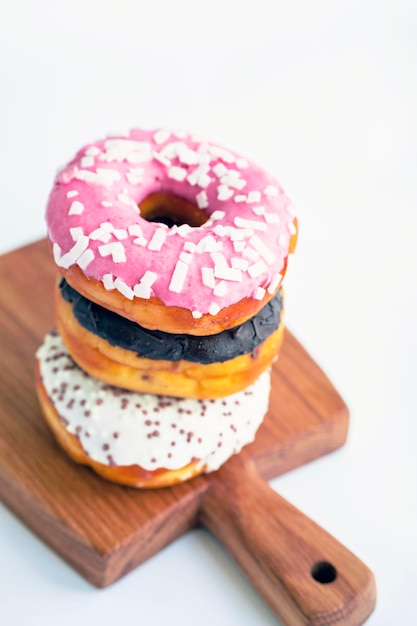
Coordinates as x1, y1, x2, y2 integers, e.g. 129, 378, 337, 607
46, 128, 297, 335
35, 331, 271, 488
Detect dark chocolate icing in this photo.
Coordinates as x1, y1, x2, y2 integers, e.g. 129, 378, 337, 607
60, 279, 283, 364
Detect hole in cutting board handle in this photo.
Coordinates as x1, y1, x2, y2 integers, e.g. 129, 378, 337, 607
311, 561, 337, 584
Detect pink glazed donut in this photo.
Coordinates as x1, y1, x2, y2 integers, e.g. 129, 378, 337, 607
46, 128, 297, 335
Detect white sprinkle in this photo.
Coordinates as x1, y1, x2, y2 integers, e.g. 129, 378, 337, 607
168, 165, 188, 181
179, 251, 193, 265
98, 167, 118, 183
192, 310, 203, 319
233, 240, 245, 252
140, 270, 158, 286
253, 286, 266, 300
288, 220, 297, 235
97, 222, 128, 240
247, 259, 268, 277
246, 190, 262, 204
80, 156, 94, 168
217, 185, 234, 201
183, 241, 196, 253
133, 271, 158, 299
213, 163, 228, 177
133, 283, 151, 299
234, 194, 247, 203
278, 233, 288, 247
220, 170, 246, 190
69, 227, 84, 241
53, 242, 62, 266
98, 242, 126, 263
125, 147, 152, 165
230, 178, 246, 190
234, 216, 266, 232
264, 184, 279, 197
56, 235, 89, 268
236, 158, 249, 169
187, 164, 211, 188
69, 235, 89, 259
196, 146, 211, 163
152, 151, 171, 167
214, 266, 242, 282
99, 222, 113, 232
186, 169, 199, 186
211, 210, 226, 221
197, 171, 212, 188
231, 257, 249, 271
179, 148, 199, 166
128, 151, 152, 164
213, 225, 227, 237
286, 203, 296, 216
252, 205, 266, 215
114, 278, 134, 299
85, 146, 101, 157
117, 192, 132, 205
89, 227, 111, 242
147, 228, 167, 251
133, 237, 147, 246
196, 143, 210, 155
196, 235, 223, 253
66, 190, 79, 198
229, 227, 250, 242
153, 129, 171, 144
128, 224, 143, 237
201, 267, 215, 288
102, 139, 152, 164
249, 235, 275, 264
210, 252, 228, 267
113, 228, 128, 240
126, 167, 144, 185
161, 141, 187, 160
74, 168, 120, 187
208, 302, 221, 316
267, 274, 282, 294
264, 213, 280, 224
213, 281, 227, 296
77, 249, 95, 269
162, 142, 199, 165
196, 190, 208, 209
243, 247, 260, 262
176, 224, 192, 237
102, 274, 115, 290
169, 260, 189, 293
68, 200, 84, 215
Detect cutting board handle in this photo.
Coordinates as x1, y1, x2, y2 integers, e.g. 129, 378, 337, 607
200, 452, 376, 626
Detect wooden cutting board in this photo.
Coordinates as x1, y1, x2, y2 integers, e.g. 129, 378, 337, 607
0, 240, 376, 626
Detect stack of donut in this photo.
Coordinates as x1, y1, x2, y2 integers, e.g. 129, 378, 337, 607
35, 128, 297, 488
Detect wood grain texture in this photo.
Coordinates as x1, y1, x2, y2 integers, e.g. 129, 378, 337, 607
0, 240, 376, 624
202, 453, 376, 626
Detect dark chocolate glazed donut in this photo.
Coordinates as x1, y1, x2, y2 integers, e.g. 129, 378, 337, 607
59, 278, 284, 365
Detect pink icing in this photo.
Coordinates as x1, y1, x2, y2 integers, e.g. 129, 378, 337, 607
46, 128, 296, 317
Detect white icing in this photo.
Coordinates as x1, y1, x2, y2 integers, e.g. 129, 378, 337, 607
37, 332, 271, 473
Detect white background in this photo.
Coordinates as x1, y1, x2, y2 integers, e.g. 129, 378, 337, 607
1, 1, 416, 624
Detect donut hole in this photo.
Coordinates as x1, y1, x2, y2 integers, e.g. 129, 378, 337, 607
139, 192, 208, 228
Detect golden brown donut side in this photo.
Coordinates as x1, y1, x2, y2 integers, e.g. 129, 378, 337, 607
55, 290, 284, 399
